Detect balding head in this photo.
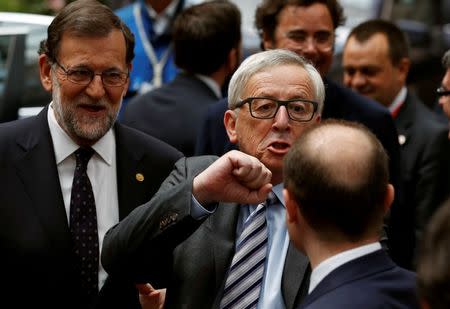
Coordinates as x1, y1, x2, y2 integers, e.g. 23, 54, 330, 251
283, 119, 391, 242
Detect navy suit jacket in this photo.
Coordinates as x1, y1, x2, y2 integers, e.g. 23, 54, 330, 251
0, 106, 183, 308
194, 79, 412, 268
122, 72, 220, 156
298, 250, 419, 309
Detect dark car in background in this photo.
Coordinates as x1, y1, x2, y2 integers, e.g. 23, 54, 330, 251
0, 12, 53, 122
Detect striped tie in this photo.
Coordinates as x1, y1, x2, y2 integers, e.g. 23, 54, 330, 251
220, 193, 275, 309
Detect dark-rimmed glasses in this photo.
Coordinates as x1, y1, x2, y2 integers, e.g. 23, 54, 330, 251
235, 97, 318, 122
437, 87, 450, 98
53, 60, 129, 87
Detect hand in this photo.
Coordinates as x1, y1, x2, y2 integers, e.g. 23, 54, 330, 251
193, 150, 272, 205
137, 283, 166, 309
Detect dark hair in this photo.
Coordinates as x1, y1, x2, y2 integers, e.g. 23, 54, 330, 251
38, 0, 135, 64
255, 0, 345, 48
283, 119, 389, 241
347, 19, 409, 66
417, 199, 450, 309
173, 0, 241, 75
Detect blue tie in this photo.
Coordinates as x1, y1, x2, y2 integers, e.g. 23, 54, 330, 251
220, 192, 276, 309
70, 147, 99, 303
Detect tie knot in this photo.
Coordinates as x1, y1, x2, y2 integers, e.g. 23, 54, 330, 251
74, 147, 94, 169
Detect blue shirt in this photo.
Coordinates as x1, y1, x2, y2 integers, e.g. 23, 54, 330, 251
191, 183, 289, 308
235, 183, 289, 309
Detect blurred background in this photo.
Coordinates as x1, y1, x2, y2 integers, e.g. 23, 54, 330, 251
0, 0, 449, 122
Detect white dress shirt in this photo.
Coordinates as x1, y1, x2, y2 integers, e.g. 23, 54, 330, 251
47, 104, 119, 289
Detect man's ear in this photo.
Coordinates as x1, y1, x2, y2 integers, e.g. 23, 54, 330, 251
39, 54, 53, 92
284, 188, 300, 224
383, 184, 395, 215
224, 109, 238, 144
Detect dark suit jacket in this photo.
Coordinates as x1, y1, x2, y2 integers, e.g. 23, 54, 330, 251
102, 156, 311, 309
395, 92, 450, 250
298, 250, 419, 309
122, 72, 220, 156
194, 79, 413, 268
0, 106, 183, 309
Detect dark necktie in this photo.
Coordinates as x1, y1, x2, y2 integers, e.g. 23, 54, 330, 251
220, 192, 276, 309
70, 147, 99, 302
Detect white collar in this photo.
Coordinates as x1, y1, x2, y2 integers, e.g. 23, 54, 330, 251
388, 86, 407, 113
308, 242, 382, 294
195, 74, 222, 99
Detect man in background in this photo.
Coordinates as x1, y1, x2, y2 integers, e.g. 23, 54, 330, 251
284, 119, 419, 308
122, 0, 241, 156
342, 19, 450, 264
115, 0, 195, 114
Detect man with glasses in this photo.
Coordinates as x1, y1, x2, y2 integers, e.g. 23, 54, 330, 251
0, 1, 182, 308
102, 49, 323, 309
195, 0, 409, 270
438, 49, 450, 136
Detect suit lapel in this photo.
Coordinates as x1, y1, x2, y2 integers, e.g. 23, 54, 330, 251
395, 94, 414, 147
210, 204, 241, 307
282, 242, 311, 309
14, 107, 72, 252
114, 124, 147, 219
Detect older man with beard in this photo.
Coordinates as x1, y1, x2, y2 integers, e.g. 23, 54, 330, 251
0, 1, 182, 308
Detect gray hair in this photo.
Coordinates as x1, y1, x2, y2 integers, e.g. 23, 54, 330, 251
228, 49, 325, 114
443, 49, 450, 69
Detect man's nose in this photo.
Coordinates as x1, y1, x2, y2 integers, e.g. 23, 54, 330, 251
273, 105, 290, 129
85, 75, 106, 99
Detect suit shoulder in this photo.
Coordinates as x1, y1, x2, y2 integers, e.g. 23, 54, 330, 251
116, 123, 184, 158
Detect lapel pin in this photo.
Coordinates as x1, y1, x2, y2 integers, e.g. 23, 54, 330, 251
398, 134, 406, 145
136, 173, 144, 182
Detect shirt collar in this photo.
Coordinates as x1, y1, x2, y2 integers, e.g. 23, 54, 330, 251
47, 102, 115, 166
272, 183, 285, 208
195, 74, 222, 99
308, 242, 382, 294
388, 86, 407, 113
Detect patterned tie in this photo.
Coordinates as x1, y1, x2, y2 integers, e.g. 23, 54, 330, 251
69, 147, 99, 302
220, 192, 276, 309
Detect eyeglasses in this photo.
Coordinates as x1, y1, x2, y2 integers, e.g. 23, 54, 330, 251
53, 60, 129, 87
437, 87, 450, 98
284, 30, 334, 52
235, 97, 318, 122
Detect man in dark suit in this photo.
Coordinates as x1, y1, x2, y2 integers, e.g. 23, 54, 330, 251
0, 1, 182, 308
102, 49, 325, 308
343, 19, 450, 265
122, 0, 242, 156
283, 119, 419, 309
194, 0, 410, 268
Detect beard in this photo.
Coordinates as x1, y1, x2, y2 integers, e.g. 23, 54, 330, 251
51, 78, 119, 144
